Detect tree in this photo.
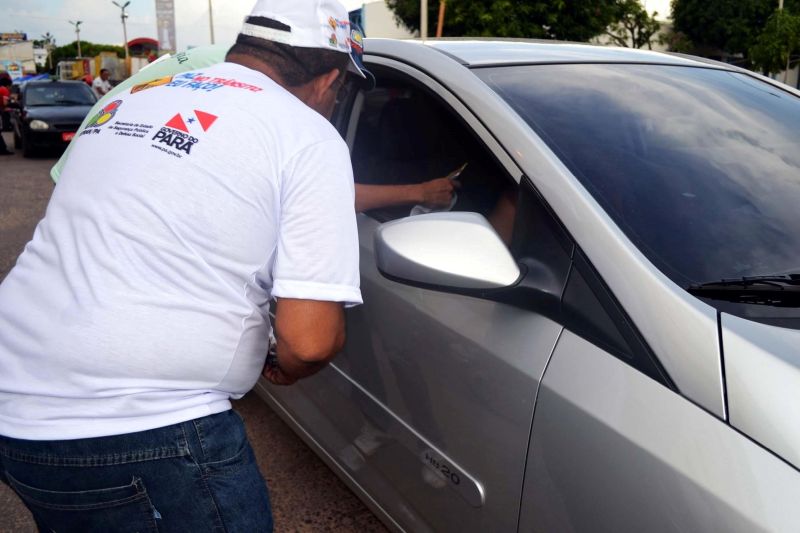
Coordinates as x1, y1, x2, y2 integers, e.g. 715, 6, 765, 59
48, 41, 125, 73
670, 0, 800, 58
750, 9, 800, 78
658, 29, 694, 53
606, 0, 661, 49
385, 0, 625, 42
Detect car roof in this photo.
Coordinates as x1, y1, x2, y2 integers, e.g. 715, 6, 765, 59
366, 38, 725, 69
26, 80, 84, 85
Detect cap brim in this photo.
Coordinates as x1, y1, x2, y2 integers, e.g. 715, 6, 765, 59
347, 57, 375, 90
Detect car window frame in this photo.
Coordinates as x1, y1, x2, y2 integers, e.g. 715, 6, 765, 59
341, 57, 675, 391
355, 55, 524, 187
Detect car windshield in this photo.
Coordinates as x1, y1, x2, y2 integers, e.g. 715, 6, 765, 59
476, 64, 800, 288
26, 84, 95, 106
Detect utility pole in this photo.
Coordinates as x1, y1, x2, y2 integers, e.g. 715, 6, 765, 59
112, 1, 131, 62
779, 0, 789, 82
68, 20, 82, 57
208, 0, 215, 44
436, 1, 446, 37
421, 0, 428, 39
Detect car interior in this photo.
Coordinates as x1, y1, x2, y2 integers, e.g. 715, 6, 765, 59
335, 68, 518, 244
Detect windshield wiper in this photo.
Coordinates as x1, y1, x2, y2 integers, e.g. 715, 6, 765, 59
687, 274, 800, 307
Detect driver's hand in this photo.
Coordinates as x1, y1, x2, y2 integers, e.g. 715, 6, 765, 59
419, 177, 459, 208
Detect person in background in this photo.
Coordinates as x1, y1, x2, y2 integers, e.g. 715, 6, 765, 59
0, 0, 367, 530
82, 73, 93, 87
0, 75, 13, 155
91, 68, 111, 98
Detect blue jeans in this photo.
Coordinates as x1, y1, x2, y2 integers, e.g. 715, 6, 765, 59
0, 409, 273, 532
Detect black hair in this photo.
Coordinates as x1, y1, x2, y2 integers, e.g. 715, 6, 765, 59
0, 77, 11, 87
100, 68, 109, 74
226, 35, 348, 87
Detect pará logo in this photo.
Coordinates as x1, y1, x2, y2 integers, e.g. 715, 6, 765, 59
151, 109, 217, 155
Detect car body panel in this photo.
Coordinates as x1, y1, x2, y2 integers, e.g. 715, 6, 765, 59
523, 329, 800, 532
253, 380, 406, 533
723, 313, 800, 470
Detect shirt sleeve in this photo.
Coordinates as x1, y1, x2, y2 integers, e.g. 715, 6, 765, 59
271, 138, 362, 307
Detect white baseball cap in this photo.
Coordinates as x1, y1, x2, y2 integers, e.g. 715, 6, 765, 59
240, 0, 370, 82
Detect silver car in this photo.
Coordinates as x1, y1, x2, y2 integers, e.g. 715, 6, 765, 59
256, 39, 800, 532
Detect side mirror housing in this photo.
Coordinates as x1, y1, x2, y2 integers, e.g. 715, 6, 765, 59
375, 212, 521, 291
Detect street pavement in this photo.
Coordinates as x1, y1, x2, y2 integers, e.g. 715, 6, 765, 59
0, 131, 387, 533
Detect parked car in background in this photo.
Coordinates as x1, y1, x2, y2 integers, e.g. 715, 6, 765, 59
9, 80, 95, 157
256, 39, 800, 532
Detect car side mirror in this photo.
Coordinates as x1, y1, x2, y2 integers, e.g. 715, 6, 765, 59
375, 212, 521, 291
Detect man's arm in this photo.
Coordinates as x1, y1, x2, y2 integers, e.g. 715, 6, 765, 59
355, 177, 457, 212
262, 298, 345, 385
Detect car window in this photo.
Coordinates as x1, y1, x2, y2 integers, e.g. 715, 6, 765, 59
25, 84, 95, 106
476, 64, 800, 292
349, 70, 518, 236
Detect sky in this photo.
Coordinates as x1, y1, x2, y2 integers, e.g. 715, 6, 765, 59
3, 0, 672, 50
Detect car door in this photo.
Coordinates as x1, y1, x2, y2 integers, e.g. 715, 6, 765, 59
338, 64, 572, 533
261, 61, 564, 532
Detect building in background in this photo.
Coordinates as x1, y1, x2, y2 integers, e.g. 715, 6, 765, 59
349, 1, 415, 38
0, 33, 36, 76
155, 0, 177, 56
128, 37, 158, 59
33, 47, 49, 67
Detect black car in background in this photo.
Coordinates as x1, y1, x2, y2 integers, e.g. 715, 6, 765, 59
9, 80, 95, 157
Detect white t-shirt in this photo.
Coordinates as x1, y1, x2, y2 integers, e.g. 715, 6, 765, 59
0, 62, 362, 440
92, 76, 112, 98
53, 45, 231, 183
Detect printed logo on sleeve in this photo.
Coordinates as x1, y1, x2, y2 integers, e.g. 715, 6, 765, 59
79, 100, 123, 137
150, 109, 218, 158
87, 100, 122, 127
130, 76, 174, 94
162, 71, 263, 93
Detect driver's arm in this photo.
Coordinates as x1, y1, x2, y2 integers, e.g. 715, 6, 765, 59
355, 178, 457, 212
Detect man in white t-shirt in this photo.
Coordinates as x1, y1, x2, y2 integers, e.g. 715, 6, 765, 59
0, 1, 367, 530
91, 68, 112, 99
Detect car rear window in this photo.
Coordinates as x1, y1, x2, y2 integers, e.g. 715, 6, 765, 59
476, 64, 800, 289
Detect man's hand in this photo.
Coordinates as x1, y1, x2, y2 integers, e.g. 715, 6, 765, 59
261, 364, 297, 386
418, 177, 458, 208
261, 337, 298, 386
